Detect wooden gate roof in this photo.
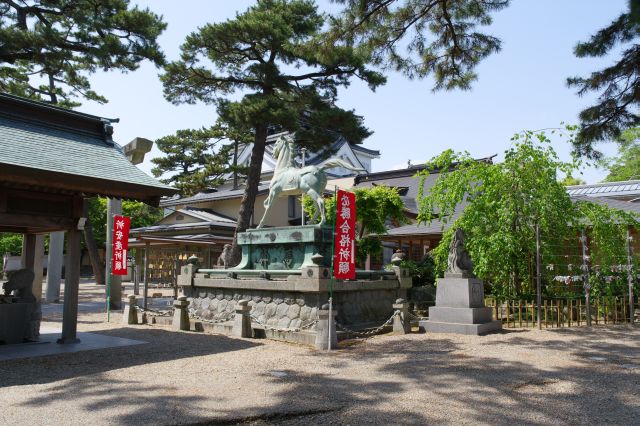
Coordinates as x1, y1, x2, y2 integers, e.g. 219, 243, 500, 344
0, 93, 175, 206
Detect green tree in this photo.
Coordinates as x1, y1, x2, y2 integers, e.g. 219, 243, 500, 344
567, 0, 640, 158
304, 185, 407, 264
417, 128, 638, 297
559, 174, 586, 186
161, 0, 385, 264
600, 127, 640, 181
0, 0, 166, 107
151, 125, 248, 197
331, 0, 510, 90
417, 131, 577, 295
0, 233, 23, 273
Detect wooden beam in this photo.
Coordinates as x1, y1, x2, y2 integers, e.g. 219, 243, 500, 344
0, 163, 172, 206
0, 212, 74, 230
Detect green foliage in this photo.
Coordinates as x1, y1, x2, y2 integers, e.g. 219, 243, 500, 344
417, 128, 639, 297
395, 256, 436, 287
567, 0, 640, 158
151, 124, 250, 197
600, 127, 640, 182
87, 198, 163, 249
304, 185, 407, 262
0, 0, 166, 107
559, 174, 586, 186
0, 233, 23, 271
330, 0, 509, 90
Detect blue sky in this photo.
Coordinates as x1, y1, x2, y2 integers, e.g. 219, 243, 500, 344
78, 0, 630, 184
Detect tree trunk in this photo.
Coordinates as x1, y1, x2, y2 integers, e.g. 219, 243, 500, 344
229, 124, 268, 266
83, 200, 105, 285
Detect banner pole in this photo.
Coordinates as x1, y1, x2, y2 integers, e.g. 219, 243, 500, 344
328, 185, 337, 351
106, 213, 112, 323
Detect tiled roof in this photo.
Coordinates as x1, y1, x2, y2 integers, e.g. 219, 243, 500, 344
566, 181, 640, 199
570, 195, 640, 215
179, 207, 236, 224
0, 93, 175, 203
160, 184, 270, 207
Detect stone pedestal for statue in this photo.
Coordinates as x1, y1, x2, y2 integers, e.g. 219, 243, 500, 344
420, 229, 501, 335
419, 274, 501, 335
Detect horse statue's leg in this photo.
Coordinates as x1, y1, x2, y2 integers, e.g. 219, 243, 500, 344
257, 188, 280, 228
305, 188, 325, 225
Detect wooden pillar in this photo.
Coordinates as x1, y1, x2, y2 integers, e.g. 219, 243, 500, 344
58, 227, 81, 344
33, 235, 44, 302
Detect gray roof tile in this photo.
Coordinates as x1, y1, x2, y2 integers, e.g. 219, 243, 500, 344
0, 116, 172, 191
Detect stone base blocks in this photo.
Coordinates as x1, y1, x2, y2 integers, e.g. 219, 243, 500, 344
420, 276, 501, 336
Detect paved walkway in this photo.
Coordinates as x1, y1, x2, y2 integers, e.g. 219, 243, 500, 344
0, 284, 638, 425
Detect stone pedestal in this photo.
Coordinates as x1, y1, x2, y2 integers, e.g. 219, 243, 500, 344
232, 299, 252, 338
172, 296, 190, 331
420, 276, 501, 335
123, 295, 139, 325
392, 299, 410, 334
315, 306, 337, 350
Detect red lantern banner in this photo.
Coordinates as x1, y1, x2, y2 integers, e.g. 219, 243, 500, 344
333, 189, 356, 280
111, 215, 131, 275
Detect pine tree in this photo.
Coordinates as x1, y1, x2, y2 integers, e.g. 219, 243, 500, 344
567, 0, 640, 158
0, 0, 166, 107
161, 0, 385, 264
331, 0, 509, 90
151, 126, 247, 197
601, 127, 640, 182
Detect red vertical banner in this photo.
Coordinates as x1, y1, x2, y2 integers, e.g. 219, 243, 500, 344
333, 190, 356, 280
111, 215, 131, 275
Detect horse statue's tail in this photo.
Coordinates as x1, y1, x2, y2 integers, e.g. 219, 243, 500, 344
319, 159, 366, 174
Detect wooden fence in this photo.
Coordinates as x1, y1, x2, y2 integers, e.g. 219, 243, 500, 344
485, 296, 639, 328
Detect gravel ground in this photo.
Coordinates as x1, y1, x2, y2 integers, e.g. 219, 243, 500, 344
0, 284, 638, 425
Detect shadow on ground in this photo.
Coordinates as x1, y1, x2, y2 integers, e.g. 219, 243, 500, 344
205, 328, 639, 424
0, 326, 261, 387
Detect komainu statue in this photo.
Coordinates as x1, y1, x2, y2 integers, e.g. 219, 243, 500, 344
217, 244, 232, 269
3, 268, 36, 302
446, 229, 474, 277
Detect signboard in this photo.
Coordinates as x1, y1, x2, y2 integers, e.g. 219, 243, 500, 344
111, 215, 131, 275
333, 189, 356, 280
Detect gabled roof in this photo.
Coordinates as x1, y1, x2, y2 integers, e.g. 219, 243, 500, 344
160, 183, 270, 208
176, 207, 236, 224
570, 195, 640, 216
0, 93, 175, 205
566, 181, 640, 201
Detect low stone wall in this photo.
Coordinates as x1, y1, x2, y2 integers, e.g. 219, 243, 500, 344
182, 286, 401, 330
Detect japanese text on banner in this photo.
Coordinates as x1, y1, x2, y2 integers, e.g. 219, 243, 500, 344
111, 215, 131, 275
333, 190, 356, 280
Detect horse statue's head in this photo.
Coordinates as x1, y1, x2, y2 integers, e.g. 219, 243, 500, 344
273, 135, 294, 161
